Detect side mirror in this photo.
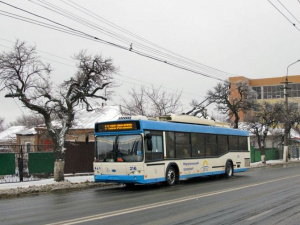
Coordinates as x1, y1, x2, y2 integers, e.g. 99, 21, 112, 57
85, 134, 89, 145
145, 133, 153, 151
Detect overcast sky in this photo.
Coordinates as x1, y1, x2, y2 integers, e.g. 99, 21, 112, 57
1, 0, 300, 125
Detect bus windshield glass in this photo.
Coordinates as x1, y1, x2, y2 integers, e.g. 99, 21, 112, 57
96, 135, 143, 162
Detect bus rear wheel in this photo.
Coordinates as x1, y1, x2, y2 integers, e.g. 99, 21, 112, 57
225, 161, 234, 178
166, 166, 177, 186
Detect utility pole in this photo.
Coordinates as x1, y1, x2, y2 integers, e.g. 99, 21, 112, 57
283, 75, 289, 162
283, 60, 300, 162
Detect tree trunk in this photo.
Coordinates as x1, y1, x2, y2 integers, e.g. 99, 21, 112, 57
233, 111, 239, 129
260, 146, 266, 164
283, 146, 289, 162
54, 160, 65, 182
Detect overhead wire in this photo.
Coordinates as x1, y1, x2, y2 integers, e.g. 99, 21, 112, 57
276, 0, 300, 26
268, 0, 300, 32
0, 1, 227, 82
29, 0, 231, 80
0, 40, 205, 101
0, 10, 109, 45
62, 0, 235, 79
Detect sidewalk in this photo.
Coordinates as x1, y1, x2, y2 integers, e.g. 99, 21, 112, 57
250, 158, 300, 168
0, 175, 94, 190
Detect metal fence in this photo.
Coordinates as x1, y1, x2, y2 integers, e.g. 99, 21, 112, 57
0, 142, 94, 183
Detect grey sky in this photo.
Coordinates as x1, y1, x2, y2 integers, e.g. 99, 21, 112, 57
0, 0, 300, 124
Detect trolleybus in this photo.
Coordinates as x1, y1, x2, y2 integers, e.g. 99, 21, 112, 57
93, 115, 250, 186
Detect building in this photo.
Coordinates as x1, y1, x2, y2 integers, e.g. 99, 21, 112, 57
15, 106, 121, 152
0, 126, 26, 152
229, 75, 300, 122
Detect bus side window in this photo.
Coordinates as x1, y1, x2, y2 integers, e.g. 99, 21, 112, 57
166, 132, 175, 158
229, 136, 239, 151
206, 134, 217, 157
175, 132, 191, 158
191, 133, 205, 158
238, 136, 248, 151
145, 131, 164, 161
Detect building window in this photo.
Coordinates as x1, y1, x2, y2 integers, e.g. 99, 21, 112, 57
263, 85, 284, 99
289, 83, 300, 98
252, 86, 262, 99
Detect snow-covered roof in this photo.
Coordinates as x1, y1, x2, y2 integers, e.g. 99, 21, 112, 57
72, 105, 121, 129
17, 127, 37, 135
290, 129, 300, 139
0, 126, 26, 141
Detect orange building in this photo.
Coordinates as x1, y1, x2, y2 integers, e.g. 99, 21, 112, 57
229, 75, 300, 122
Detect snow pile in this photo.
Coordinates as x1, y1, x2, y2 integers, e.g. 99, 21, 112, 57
251, 159, 300, 168
0, 176, 114, 199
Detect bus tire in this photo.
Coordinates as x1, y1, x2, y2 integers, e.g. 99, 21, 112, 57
166, 166, 177, 186
225, 161, 234, 178
125, 183, 135, 188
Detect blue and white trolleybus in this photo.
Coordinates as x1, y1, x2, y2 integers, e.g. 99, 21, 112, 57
93, 115, 250, 186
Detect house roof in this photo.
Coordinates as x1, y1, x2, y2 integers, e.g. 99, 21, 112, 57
16, 105, 122, 135
0, 126, 26, 141
72, 105, 121, 129
17, 127, 37, 135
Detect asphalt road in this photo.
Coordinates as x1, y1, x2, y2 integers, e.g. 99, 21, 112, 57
1, 164, 300, 225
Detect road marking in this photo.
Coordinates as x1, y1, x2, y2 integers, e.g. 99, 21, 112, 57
246, 209, 273, 220
45, 174, 300, 225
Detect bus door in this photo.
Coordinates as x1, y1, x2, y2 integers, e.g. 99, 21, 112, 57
144, 131, 165, 182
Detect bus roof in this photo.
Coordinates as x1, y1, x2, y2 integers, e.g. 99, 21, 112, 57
95, 119, 249, 137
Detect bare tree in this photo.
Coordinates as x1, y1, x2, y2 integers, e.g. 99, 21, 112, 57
120, 86, 182, 117
207, 80, 258, 128
245, 102, 283, 163
9, 114, 44, 128
281, 102, 300, 161
0, 41, 117, 181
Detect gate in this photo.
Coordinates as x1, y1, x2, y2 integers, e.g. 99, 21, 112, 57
64, 142, 94, 174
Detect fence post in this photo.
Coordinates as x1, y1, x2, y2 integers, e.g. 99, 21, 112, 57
18, 146, 24, 182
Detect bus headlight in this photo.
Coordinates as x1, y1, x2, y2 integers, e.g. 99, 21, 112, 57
129, 170, 142, 175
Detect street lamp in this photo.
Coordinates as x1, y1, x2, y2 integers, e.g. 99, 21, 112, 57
283, 59, 300, 162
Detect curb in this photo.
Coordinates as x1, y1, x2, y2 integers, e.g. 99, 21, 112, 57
250, 160, 300, 170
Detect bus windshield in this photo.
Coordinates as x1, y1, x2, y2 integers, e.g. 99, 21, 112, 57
96, 135, 143, 162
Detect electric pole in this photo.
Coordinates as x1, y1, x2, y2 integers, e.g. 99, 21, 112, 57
283, 60, 300, 162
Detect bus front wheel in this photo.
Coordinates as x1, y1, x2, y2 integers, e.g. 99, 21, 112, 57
166, 166, 177, 186
225, 161, 234, 178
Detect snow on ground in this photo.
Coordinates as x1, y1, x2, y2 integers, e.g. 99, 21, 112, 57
251, 158, 300, 167
0, 175, 114, 199
0, 175, 94, 190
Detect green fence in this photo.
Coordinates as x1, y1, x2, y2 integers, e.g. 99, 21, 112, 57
28, 152, 54, 174
0, 153, 15, 175
250, 146, 279, 163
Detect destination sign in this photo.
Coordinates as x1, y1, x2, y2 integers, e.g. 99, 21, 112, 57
96, 121, 140, 132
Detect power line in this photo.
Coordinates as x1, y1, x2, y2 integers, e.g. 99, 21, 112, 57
61, 0, 235, 79
276, 0, 300, 26
28, 0, 232, 80
268, 0, 300, 32
0, 1, 128, 49
0, 2, 227, 82
0, 40, 204, 101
